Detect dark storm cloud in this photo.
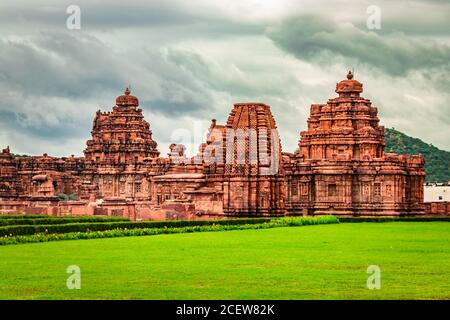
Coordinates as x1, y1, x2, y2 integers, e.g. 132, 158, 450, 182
146, 99, 205, 116
0, 0, 449, 155
0, 31, 214, 114
0, 33, 124, 98
164, 47, 301, 97
266, 16, 450, 77
0, 110, 84, 140
79, 3, 263, 36
0, 30, 219, 155
0, 1, 195, 28
0, 1, 263, 37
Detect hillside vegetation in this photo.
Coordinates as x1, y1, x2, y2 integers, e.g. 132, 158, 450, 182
385, 128, 450, 183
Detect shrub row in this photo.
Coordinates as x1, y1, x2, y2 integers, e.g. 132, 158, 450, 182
0, 216, 129, 227
338, 216, 450, 223
0, 217, 275, 237
0, 214, 60, 219
0, 216, 339, 246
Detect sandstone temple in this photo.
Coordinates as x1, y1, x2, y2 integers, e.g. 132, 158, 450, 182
0, 72, 432, 219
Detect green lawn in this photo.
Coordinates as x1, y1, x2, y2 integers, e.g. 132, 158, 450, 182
0, 222, 449, 299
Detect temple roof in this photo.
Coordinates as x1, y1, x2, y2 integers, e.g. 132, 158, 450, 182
335, 71, 363, 96
116, 87, 139, 106
226, 102, 277, 130
84, 87, 159, 161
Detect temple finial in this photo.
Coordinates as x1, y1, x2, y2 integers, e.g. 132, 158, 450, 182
347, 70, 353, 80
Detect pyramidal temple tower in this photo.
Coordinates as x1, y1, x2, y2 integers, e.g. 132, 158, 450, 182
82, 88, 160, 201
84, 88, 159, 164
202, 103, 285, 216
283, 71, 425, 216
299, 71, 385, 161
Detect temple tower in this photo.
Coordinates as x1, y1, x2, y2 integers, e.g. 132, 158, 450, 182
285, 71, 425, 216
84, 88, 159, 164
83, 88, 159, 200
203, 103, 286, 216
299, 71, 385, 161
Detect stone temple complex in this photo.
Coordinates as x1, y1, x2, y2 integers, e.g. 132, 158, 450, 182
0, 72, 435, 219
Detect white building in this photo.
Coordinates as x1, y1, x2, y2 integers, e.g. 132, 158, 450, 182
424, 184, 450, 202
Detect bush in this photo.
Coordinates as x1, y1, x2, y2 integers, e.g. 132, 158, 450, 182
0, 218, 274, 237
57, 193, 69, 201
68, 193, 78, 201
0, 216, 130, 227
0, 216, 339, 246
0, 214, 58, 219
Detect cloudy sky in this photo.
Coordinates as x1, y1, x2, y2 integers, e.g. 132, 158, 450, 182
0, 0, 449, 157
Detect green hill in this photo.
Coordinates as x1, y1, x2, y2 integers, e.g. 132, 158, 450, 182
385, 128, 450, 183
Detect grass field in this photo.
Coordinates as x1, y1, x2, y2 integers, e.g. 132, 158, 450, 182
0, 222, 448, 299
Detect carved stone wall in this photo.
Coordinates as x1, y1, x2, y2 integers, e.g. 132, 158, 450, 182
0, 75, 429, 219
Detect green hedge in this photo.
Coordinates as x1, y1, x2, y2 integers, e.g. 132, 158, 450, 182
0, 216, 339, 245
338, 217, 450, 223
0, 214, 62, 219
0, 217, 276, 237
0, 216, 341, 237
0, 216, 130, 227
